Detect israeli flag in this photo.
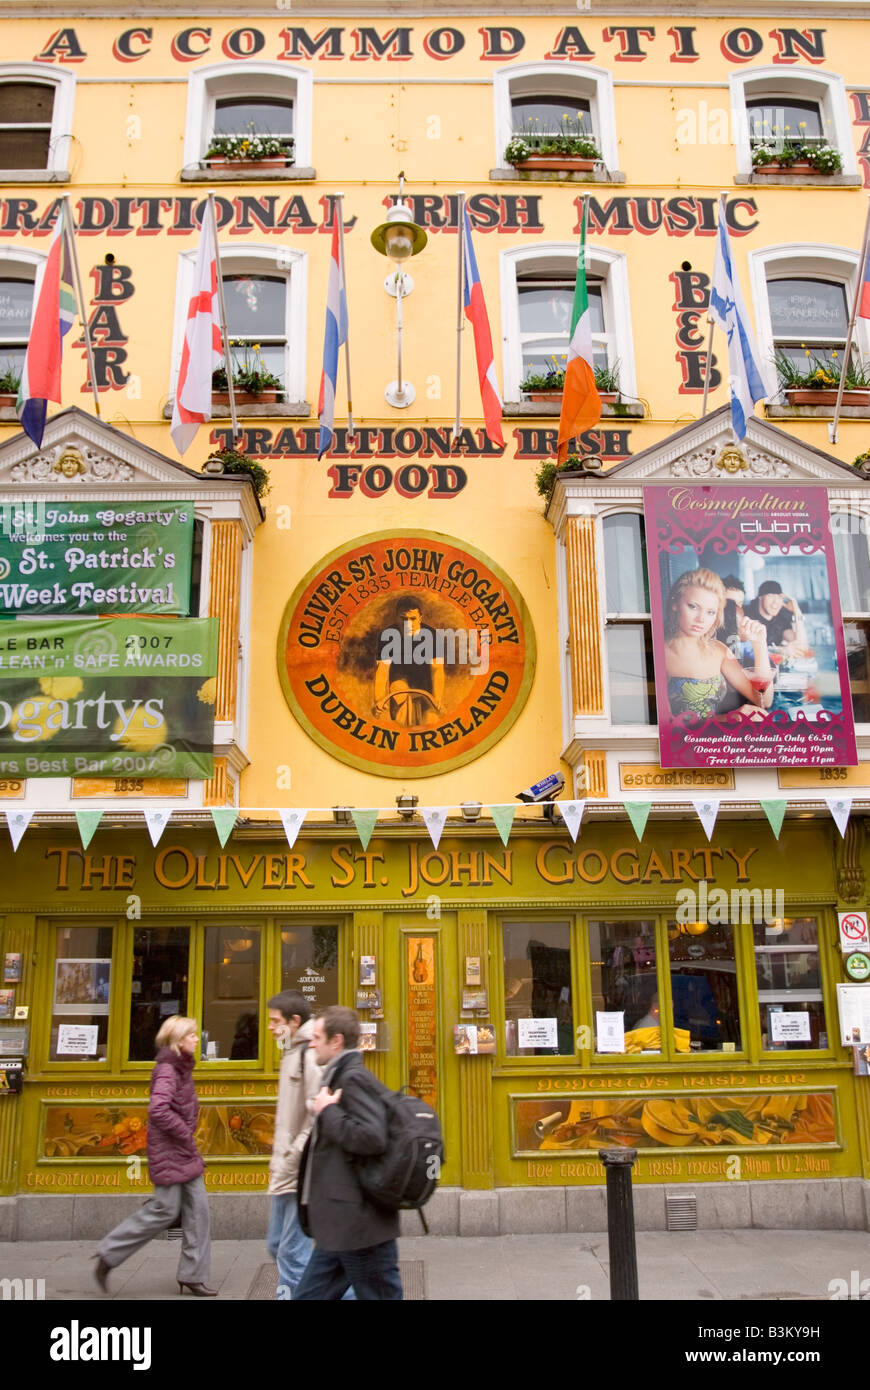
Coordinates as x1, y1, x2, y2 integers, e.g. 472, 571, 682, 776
710, 211, 776, 439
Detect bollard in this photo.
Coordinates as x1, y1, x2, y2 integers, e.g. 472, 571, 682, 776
598, 1147, 639, 1300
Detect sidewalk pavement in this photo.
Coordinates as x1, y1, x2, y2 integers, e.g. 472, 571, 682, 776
1, 1230, 868, 1300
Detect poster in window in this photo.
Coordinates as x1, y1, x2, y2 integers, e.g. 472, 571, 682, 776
0, 990, 14, 1019
644, 485, 857, 768
53, 959, 111, 1016
3, 952, 21, 983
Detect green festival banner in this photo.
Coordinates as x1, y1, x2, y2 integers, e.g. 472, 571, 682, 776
0, 616, 218, 778
0, 501, 195, 615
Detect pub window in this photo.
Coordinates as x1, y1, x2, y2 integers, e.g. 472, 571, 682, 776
768, 276, 852, 382
50, 924, 113, 1062
202, 924, 261, 1062
668, 920, 741, 1054
0, 275, 34, 389
128, 926, 190, 1062
754, 916, 827, 1051
602, 512, 657, 725
0, 66, 74, 176
500, 245, 636, 403
170, 246, 308, 406
183, 62, 313, 172
503, 921, 573, 1056
280, 923, 339, 1015
729, 68, 856, 179
589, 919, 659, 1053
493, 62, 619, 174
833, 519, 870, 721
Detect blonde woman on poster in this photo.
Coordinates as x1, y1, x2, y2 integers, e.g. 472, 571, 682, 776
664, 569, 773, 719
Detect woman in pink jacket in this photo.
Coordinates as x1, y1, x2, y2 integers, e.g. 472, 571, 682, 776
94, 1015, 216, 1297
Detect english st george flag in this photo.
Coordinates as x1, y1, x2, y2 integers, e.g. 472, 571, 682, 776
171, 215, 223, 455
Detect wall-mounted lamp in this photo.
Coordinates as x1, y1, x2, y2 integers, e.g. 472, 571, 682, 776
332, 807, 353, 826
370, 173, 428, 409
460, 801, 482, 822
396, 794, 419, 820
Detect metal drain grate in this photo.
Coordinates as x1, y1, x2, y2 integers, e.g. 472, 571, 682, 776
246, 1260, 427, 1300
665, 1192, 697, 1231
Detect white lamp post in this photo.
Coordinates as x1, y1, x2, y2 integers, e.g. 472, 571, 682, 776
370, 174, 428, 408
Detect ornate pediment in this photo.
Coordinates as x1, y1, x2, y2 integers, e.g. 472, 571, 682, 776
670, 442, 790, 480
8, 441, 136, 485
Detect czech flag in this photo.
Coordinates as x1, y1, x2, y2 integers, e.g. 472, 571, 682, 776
17, 205, 76, 448
170, 214, 223, 456
463, 206, 504, 448
318, 218, 348, 460
557, 201, 601, 463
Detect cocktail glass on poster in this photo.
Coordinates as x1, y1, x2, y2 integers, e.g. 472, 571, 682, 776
53, 959, 111, 1016
643, 485, 857, 769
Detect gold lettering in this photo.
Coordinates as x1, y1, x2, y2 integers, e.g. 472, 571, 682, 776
612, 848, 640, 884
331, 843, 355, 888
195, 854, 217, 889
155, 845, 196, 889
536, 841, 572, 885
46, 845, 82, 889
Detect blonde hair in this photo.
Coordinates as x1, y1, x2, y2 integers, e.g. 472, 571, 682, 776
155, 1015, 198, 1053
665, 568, 726, 644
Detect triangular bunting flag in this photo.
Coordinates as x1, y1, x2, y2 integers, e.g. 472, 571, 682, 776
280, 809, 308, 850
760, 799, 787, 840
75, 810, 103, 850
422, 807, 449, 850
351, 809, 379, 852
489, 804, 515, 846
211, 808, 238, 848
5, 808, 34, 852
623, 801, 651, 841
555, 801, 585, 843
825, 795, 852, 838
692, 798, 720, 842
144, 808, 172, 847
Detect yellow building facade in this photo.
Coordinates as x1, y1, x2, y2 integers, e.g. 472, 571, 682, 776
2, 3, 870, 1236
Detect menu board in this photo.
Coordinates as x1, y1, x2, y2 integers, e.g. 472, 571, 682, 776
407, 936, 437, 1109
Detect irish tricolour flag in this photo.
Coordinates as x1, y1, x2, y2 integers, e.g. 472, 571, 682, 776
557, 200, 601, 463
17, 204, 76, 448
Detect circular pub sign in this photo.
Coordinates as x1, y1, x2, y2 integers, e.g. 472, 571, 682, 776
845, 952, 870, 982
277, 531, 536, 777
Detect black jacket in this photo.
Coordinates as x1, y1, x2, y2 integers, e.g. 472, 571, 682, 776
298, 1050, 400, 1252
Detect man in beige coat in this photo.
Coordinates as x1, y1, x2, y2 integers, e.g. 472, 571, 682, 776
266, 991, 322, 1298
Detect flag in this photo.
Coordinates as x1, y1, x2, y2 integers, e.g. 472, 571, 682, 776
462, 207, 504, 448
859, 235, 870, 320
557, 201, 601, 464
16, 205, 76, 448
170, 214, 223, 455
318, 218, 348, 459
710, 207, 776, 439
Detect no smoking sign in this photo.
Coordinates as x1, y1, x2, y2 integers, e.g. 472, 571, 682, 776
839, 911, 870, 953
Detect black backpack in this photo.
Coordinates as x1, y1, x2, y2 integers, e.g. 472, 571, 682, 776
354, 1076, 444, 1226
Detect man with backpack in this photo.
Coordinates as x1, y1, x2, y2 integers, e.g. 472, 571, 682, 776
294, 1005, 404, 1301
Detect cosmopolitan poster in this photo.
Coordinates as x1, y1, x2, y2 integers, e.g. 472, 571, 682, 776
644, 485, 857, 769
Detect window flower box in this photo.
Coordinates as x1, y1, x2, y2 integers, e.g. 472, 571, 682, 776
784, 388, 870, 406
512, 155, 597, 173
0, 392, 17, 408
207, 155, 292, 174
212, 388, 281, 407
526, 389, 617, 404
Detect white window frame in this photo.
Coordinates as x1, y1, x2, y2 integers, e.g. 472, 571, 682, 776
0, 64, 75, 176
0, 247, 47, 369
169, 243, 308, 404
499, 243, 637, 402
599, 506, 656, 730
183, 61, 312, 169
729, 66, 856, 176
748, 244, 870, 397
493, 62, 618, 171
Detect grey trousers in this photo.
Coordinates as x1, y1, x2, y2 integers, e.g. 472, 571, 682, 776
98, 1176, 211, 1284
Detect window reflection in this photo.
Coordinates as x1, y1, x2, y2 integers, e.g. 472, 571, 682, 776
129, 927, 190, 1062
202, 926, 260, 1061
589, 920, 659, 1052
50, 925, 113, 1061
280, 924, 339, 1015
754, 917, 826, 1050
668, 921, 741, 1053
503, 922, 573, 1055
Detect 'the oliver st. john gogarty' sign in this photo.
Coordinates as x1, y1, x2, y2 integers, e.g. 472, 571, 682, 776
277, 532, 535, 776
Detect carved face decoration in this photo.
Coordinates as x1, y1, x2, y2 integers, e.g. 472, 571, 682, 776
54, 448, 86, 478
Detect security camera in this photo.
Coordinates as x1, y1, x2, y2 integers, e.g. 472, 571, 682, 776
516, 772, 565, 804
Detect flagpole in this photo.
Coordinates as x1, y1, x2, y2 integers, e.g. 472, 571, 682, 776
335, 192, 355, 440
454, 191, 466, 445
207, 191, 241, 447
829, 194, 870, 446
701, 192, 728, 418
61, 195, 101, 420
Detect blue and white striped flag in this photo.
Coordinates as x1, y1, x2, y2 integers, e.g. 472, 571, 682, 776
710, 209, 776, 439
317, 217, 348, 459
